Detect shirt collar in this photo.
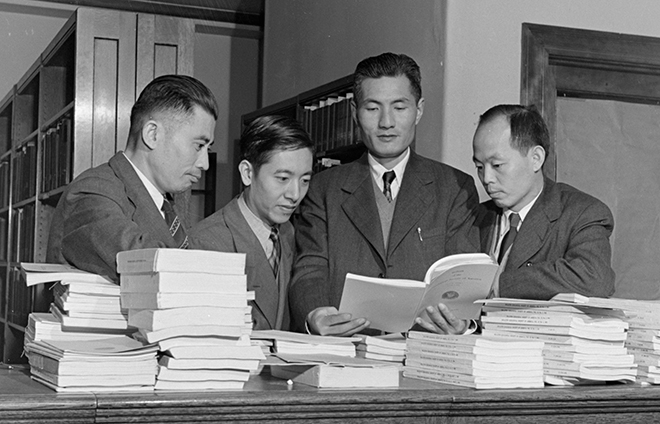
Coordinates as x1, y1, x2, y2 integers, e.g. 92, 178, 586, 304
501, 182, 544, 229
123, 152, 164, 212
367, 147, 411, 200
238, 192, 274, 248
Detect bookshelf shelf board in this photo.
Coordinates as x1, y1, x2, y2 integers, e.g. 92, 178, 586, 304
38, 187, 64, 206
6, 321, 25, 333
41, 101, 74, 131
0, 207, 8, 215
11, 198, 36, 210
15, 131, 39, 149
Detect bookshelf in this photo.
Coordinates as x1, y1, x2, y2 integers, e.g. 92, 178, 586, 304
0, 7, 201, 364
242, 75, 366, 173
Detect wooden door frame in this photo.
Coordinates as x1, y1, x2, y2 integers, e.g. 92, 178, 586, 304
521, 23, 660, 180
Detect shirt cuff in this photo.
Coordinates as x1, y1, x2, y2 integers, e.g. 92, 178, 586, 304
462, 319, 478, 335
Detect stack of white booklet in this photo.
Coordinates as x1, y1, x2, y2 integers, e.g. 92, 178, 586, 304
356, 333, 406, 364
24, 336, 158, 392
254, 330, 399, 388
479, 296, 636, 385
22, 263, 130, 332
403, 331, 545, 389
117, 248, 262, 390
548, 294, 660, 385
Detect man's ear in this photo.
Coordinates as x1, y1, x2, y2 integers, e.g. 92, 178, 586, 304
141, 120, 159, 150
531, 145, 546, 172
415, 97, 425, 125
238, 159, 254, 187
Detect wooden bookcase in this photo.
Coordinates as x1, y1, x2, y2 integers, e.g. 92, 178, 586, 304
242, 75, 366, 173
0, 7, 205, 364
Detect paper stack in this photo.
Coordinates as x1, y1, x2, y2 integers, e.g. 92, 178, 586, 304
117, 248, 262, 390
403, 331, 545, 389
479, 297, 635, 385
24, 336, 158, 392
549, 294, 660, 385
22, 263, 130, 332
356, 333, 406, 365
254, 330, 399, 388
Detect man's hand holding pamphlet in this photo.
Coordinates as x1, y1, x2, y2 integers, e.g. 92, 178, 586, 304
338, 253, 498, 333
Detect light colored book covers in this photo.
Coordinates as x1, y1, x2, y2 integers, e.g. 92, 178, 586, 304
403, 331, 545, 389
20, 262, 114, 286
338, 253, 497, 333
120, 290, 254, 309
120, 272, 247, 294
127, 306, 251, 331
479, 296, 636, 385
356, 333, 406, 364
116, 248, 246, 275
251, 330, 360, 357
24, 336, 158, 392
266, 354, 400, 388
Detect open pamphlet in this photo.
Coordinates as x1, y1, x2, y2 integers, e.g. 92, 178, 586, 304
338, 253, 498, 333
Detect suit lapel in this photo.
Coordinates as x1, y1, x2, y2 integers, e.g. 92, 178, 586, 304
341, 156, 387, 260
507, 178, 561, 269
109, 153, 176, 246
223, 199, 278, 329
387, 152, 435, 255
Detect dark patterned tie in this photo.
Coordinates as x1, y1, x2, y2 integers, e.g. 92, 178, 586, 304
269, 226, 280, 276
383, 170, 396, 202
162, 195, 188, 249
498, 213, 520, 263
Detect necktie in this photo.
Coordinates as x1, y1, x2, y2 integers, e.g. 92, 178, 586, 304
269, 226, 281, 276
497, 213, 520, 263
161, 195, 189, 249
383, 170, 396, 202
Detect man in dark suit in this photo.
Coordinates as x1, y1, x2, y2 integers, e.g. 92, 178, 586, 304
419, 104, 615, 333
418, 104, 615, 333
289, 52, 480, 336
189, 115, 313, 331
47, 75, 218, 282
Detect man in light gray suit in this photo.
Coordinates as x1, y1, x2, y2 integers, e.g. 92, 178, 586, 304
47, 75, 218, 282
289, 53, 480, 336
189, 115, 313, 331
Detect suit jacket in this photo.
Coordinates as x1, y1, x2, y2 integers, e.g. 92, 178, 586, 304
289, 151, 480, 332
188, 197, 294, 331
476, 177, 615, 299
47, 152, 190, 282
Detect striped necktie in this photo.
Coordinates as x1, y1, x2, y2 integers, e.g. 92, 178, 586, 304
269, 226, 280, 276
162, 195, 188, 249
383, 170, 396, 202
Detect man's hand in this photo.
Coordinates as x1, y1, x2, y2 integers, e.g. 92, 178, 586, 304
307, 306, 371, 336
414, 303, 469, 334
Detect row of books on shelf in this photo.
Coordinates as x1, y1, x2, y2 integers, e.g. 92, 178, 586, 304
42, 116, 73, 193
12, 140, 37, 203
8, 266, 32, 326
10, 203, 35, 263
302, 93, 361, 154
0, 159, 9, 208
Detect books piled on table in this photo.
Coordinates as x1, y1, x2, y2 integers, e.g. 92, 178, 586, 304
253, 330, 400, 388
403, 331, 545, 389
117, 248, 260, 390
550, 294, 660, 385
251, 330, 359, 357
21, 263, 130, 332
356, 333, 406, 365
479, 296, 635, 385
24, 336, 158, 392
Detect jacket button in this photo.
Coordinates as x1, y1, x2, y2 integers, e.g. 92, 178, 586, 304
379, 273, 385, 278
526, 263, 532, 267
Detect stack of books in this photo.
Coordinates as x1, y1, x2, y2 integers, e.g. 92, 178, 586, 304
356, 333, 406, 365
22, 263, 130, 332
117, 248, 262, 390
24, 336, 158, 392
403, 331, 545, 389
550, 294, 660, 385
479, 297, 635, 385
254, 330, 399, 388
